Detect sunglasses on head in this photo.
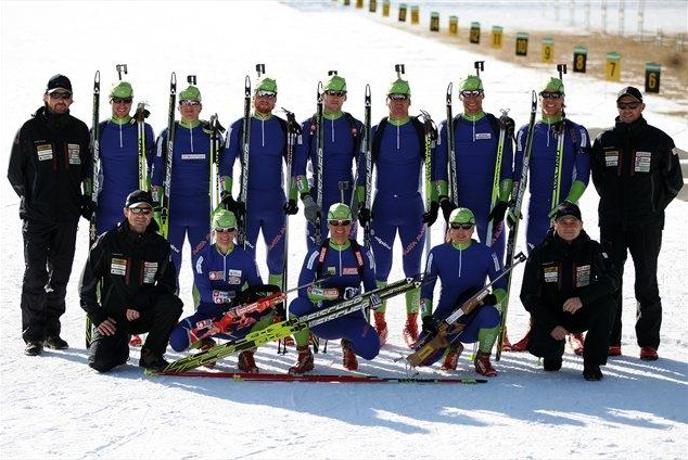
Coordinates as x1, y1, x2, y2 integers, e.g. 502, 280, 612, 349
540, 92, 563, 100
329, 219, 352, 227
179, 100, 201, 107
129, 207, 152, 215
450, 223, 474, 230
215, 227, 236, 233
388, 94, 409, 101
112, 97, 133, 104
617, 102, 641, 110
255, 90, 276, 98
325, 90, 347, 97
49, 92, 71, 100
460, 90, 483, 98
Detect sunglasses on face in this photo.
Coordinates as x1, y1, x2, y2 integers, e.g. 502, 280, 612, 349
388, 94, 409, 101
255, 91, 276, 99
460, 90, 483, 98
617, 102, 642, 110
540, 92, 563, 100
179, 100, 201, 107
129, 207, 152, 215
215, 227, 236, 233
325, 90, 347, 97
49, 92, 71, 100
450, 223, 474, 230
112, 97, 133, 104
329, 219, 352, 227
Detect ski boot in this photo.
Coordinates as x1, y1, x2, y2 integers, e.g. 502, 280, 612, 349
608, 345, 622, 357
341, 339, 358, 371
374, 311, 388, 346
402, 313, 419, 349
440, 342, 464, 371
568, 332, 585, 356
640, 346, 658, 361
474, 351, 497, 377
238, 349, 259, 373
289, 345, 314, 374
198, 337, 217, 368
511, 330, 531, 352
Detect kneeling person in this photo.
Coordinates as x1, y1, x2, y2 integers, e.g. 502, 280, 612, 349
419, 208, 507, 377
169, 208, 274, 373
289, 203, 378, 373
80, 190, 183, 373
521, 203, 618, 381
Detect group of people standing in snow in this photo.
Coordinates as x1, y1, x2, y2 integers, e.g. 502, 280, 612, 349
8, 69, 683, 381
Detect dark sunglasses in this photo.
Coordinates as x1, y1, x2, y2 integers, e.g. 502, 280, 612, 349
179, 100, 201, 107
617, 102, 642, 110
460, 90, 483, 98
49, 92, 71, 100
129, 207, 152, 215
325, 90, 347, 97
215, 227, 236, 233
255, 90, 276, 98
329, 219, 352, 227
112, 97, 133, 104
388, 94, 409, 101
540, 92, 563, 100
450, 223, 474, 230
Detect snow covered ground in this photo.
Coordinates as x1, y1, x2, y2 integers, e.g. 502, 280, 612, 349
1, 1, 687, 459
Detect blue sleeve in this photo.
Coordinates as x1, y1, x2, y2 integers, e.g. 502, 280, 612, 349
145, 123, 155, 172
436, 120, 449, 184
573, 123, 591, 185
487, 248, 507, 291
293, 119, 312, 179
193, 250, 215, 305
151, 129, 167, 188
420, 247, 439, 300
513, 125, 528, 182
501, 125, 514, 181
362, 248, 376, 292
220, 119, 242, 181
297, 250, 319, 299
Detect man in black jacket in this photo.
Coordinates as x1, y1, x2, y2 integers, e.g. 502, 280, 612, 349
591, 87, 683, 361
521, 203, 618, 381
8, 75, 91, 356
80, 190, 183, 372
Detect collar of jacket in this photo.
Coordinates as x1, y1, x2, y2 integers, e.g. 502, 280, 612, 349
614, 115, 647, 135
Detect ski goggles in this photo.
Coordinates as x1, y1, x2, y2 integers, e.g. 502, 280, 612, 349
49, 91, 72, 100
255, 90, 277, 98
388, 94, 409, 101
129, 206, 153, 215
215, 227, 236, 233
328, 219, 352, 227
540, 91, 564, 99
450, 223, 474, 230
179, 100, 201, 107
112, 97, 133, 104
617, 102, 642, 110
325, 90, 347, 97
459, 90, 484, 98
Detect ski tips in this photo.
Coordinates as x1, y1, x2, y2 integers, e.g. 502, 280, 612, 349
94, 70, 100, 82
365, 84, 371, 97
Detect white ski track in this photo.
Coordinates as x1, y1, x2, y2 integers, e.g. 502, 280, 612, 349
1, 1, 686, 459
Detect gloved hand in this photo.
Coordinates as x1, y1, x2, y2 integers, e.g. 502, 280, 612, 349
301, 193, 320, 225
487, 200, 508, 225
220, 191, 245, 218
283, 199, 299, 215
481, 293, 498, 306
506, 204, 521, 229
422, 315, 439, 336
80, 195, 95, 220
237, 314, 257, 329
439, 196, 456, 223
499, 114, 515, 136
358, 207, 372, 227
341, 286, 360, 300
423, 201, 439, 225
369, 293, 383, 311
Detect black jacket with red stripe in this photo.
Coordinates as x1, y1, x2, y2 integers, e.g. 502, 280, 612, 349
79, 220, 178, 327
8, 106, 90, 223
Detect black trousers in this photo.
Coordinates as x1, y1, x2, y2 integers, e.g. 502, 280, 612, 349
600, 224, 663, 349
88, 292, 183, 373
21, 219, 79, 343
528, 297, 614, 368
